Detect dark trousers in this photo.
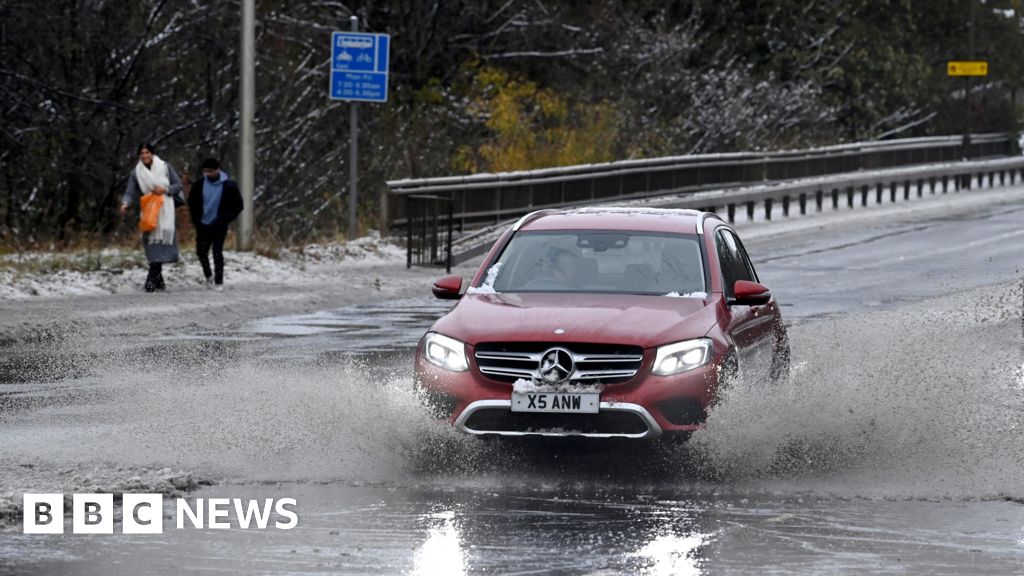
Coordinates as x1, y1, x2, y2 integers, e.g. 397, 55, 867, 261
196, 222, 228, 285
145, 263, 165, 292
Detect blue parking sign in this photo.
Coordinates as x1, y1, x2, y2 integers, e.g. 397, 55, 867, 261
330, 32, 390, 103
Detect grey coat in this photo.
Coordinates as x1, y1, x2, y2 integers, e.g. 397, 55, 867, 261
122, 163, 185, 264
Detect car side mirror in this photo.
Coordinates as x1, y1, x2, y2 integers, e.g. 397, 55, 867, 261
731, 280, 771, 306
432, 275, 463, 300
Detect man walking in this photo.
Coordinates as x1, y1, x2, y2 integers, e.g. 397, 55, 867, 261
188, 157, 243, 291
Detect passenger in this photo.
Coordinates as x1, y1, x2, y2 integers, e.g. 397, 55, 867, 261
660, 250, 702, 293
119, 143, 186, 293
187, 157, 243, 291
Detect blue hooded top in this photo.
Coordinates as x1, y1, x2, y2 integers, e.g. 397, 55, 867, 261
201, 171, 228, 225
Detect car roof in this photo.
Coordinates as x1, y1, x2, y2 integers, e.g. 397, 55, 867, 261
515, 207, 722, 235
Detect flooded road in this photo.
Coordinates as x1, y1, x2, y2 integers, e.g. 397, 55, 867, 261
2, 197, 1023, 574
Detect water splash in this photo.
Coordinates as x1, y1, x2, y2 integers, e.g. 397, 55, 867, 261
2, 284, 1020, 505
690, 283, 1024, 499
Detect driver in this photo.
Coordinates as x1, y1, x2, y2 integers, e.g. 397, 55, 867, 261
523, 246, 582, 289
545, 247, 580, 286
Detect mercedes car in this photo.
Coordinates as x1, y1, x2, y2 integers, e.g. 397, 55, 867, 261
414, 207, 789, 440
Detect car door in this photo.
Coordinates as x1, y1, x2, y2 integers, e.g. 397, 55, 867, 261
715, 228, 776, 382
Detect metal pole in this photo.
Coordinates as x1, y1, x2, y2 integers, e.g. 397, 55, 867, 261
348, 15, 359, 239
963, 0, 976, 159
406, 196, 412, 269
446, 193, 453, 273
238, 0, 255, 250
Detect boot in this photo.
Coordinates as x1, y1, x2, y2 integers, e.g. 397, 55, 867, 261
145, 263, 162, 293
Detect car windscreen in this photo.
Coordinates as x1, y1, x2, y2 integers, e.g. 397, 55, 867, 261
485, 230, 705, 295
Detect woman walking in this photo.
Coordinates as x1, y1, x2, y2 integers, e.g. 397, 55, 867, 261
120, 143, 186, 292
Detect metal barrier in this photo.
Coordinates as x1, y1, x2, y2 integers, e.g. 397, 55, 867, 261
642, 156, 1024, 217
388, 133, 1013, 227
405, 194, 453, 272
393, 133, 1019, 268
445, 156, 1024, 268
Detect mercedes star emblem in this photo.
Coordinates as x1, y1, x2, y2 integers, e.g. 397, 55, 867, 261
538, 348, 574, 383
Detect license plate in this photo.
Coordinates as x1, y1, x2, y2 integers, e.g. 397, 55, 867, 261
511, 392, 599, 414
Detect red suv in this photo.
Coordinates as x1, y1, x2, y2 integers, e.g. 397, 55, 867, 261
415, 208, 788, 440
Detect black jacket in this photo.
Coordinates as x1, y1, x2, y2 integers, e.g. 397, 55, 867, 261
188, 176, 244, 228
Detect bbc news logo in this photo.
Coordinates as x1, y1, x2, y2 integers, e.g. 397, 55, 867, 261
23, 494, 298, 534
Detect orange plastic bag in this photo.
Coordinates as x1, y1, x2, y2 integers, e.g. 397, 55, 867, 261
138, 193, 164, 233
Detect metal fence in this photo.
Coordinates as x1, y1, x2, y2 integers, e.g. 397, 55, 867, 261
394, 133, 1018, 269
404, 194, 454, 272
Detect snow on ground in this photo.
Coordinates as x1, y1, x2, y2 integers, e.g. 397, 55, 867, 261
0, 231, 405, 300
0, 465, 201, 525
285, 230, 406, 265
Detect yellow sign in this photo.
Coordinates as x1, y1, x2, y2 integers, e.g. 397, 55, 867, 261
947, 61, 988, 76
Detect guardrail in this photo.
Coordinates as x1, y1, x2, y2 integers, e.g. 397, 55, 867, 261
394, 133, 1019, 268
389, 133, 1013, 228
427, 156, 1024, 269
638, 155, 1024, 216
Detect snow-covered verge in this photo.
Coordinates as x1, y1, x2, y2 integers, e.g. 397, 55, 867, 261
0, 231, 405, 300
280, 230, 406, 265
0, 464, 205, 525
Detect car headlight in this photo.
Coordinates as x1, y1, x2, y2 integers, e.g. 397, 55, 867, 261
652, 338, 713, 376
423, 332, 469, 372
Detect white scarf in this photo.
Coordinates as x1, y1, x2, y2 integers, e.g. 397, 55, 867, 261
135, 155, 176, 244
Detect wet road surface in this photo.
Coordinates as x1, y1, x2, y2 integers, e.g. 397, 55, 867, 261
1, 194, 1023, 575
752, 198, 1024, 320
4, 485, 1023, 575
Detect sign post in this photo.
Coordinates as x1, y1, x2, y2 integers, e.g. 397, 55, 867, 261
958, 0, 978, 164
237, 0, 255, 250
329, 21, 390, 239
947, 60, 989, 158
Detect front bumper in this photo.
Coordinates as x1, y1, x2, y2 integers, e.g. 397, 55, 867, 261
454, 399, 663, 439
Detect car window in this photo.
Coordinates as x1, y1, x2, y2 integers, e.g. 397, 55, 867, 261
715, 229, 753, 296
731, 233, 760, 283
487, 230, 705, 295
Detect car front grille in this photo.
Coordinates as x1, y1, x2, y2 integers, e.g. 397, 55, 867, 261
473, 342, 644, 385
